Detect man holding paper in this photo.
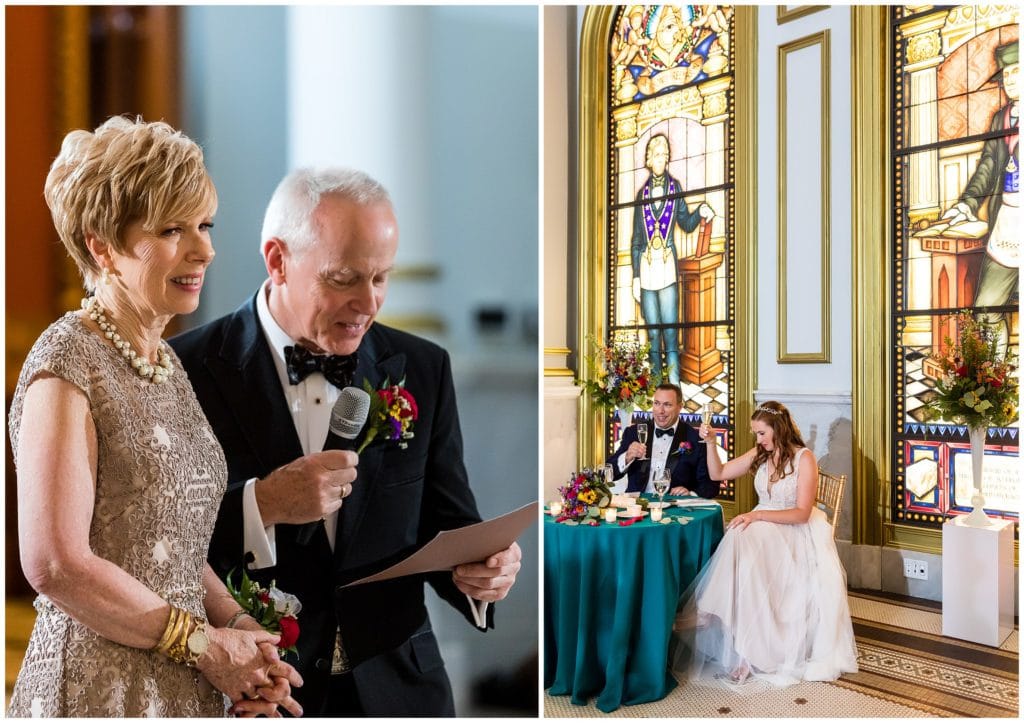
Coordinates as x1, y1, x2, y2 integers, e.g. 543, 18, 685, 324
172, 168, 521, 716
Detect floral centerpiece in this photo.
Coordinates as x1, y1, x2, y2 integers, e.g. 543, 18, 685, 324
226, 568, 302, 656
925, 312, 1018, 428
556, 467, 614, 521
577, 334, 656, 412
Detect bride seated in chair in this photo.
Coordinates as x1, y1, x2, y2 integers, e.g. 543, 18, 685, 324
670, 401, 858, 687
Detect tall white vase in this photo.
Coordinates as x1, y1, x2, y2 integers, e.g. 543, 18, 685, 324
963, 425, 993, 527
615, 406, 633, 444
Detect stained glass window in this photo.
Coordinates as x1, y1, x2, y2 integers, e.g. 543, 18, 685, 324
606, 5, 736, 499
891, 5, 1019, 531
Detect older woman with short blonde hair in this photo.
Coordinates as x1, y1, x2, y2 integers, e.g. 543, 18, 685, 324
8, 116, 302, 717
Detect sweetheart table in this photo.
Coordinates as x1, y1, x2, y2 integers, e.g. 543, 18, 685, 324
544, 499, 724, 712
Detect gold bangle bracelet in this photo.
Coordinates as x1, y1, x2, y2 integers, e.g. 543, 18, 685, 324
164, 610, 193, 665
152, 606, 180, 654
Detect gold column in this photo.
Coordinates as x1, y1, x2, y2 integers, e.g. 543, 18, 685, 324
850, 5, 889, 547
732, 6, 757, 516
578, 6, 616, 468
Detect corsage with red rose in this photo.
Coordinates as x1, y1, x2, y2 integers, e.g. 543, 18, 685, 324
358, 378, 418, 452
225, 568, 301, 656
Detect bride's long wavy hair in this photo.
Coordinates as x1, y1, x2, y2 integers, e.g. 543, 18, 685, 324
750, 401, 806, 483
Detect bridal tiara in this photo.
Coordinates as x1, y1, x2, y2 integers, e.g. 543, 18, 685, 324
755, 406, 781, 416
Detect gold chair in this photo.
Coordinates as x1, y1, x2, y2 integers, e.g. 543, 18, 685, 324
815, 470, 846, 538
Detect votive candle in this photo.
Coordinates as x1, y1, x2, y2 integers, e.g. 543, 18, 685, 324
604, 508, 617, 523
549, 501, 563, 516
651, 507, 664, 522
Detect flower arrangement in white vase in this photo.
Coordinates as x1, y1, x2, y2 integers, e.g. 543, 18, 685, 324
926, 312, 1018, 527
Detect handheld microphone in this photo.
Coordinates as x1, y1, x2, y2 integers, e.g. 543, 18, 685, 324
295, 387, 371, 545
323, 386, 371, 451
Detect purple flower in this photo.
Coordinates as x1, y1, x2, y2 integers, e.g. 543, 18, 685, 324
678, 441, 693, 455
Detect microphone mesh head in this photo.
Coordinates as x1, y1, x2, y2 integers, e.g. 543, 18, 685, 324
330, 387, 371, 439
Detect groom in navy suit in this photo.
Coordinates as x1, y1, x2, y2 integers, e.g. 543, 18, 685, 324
172, 168, 521, 716
606, 383, 718, 498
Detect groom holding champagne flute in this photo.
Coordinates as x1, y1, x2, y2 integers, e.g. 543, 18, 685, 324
606, 383, 719, 498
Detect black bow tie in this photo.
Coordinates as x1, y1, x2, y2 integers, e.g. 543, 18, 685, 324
655, 426, 674, 438
284, 345, 358, 388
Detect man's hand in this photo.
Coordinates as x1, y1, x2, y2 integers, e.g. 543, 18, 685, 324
632, 277, 641, 303
698, 202, 715, 221
941, 202, 977, 227
625, 441, 647, 464
669, 486, 691, 496
452, 542, 522, 603
254, 450, 357, 526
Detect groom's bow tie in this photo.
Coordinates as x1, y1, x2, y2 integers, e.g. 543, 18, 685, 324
284, 345, 358, 388
655, 426, 674, 438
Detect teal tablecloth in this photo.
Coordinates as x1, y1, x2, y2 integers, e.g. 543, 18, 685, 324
544, 500, 724, 713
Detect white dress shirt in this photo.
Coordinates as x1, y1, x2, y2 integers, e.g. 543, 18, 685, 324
645, 424, 677, 491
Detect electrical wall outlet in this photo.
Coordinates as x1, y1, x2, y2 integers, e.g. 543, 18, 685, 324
903, 558, 928, 580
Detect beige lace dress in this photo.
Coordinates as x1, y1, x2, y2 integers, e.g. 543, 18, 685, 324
7, 312, 229, 717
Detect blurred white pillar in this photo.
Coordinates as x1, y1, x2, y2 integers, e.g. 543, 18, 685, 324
287, 6, 440, 337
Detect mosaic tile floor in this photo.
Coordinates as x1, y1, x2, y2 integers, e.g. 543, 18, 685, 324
545, 590, 1019, 718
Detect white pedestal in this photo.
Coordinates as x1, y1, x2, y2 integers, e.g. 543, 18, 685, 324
941, 516, 1015, 647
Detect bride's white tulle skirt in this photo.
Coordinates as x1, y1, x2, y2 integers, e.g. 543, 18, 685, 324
671, 507, 859, 686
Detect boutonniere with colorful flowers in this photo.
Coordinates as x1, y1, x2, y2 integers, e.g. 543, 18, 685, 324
225, 568, 301, 656
677, 440, 694, 456
358, 377, 418, 452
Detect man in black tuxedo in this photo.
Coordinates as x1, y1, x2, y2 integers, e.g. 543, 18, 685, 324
171, 168, 521, 716
606, 383, 718, 498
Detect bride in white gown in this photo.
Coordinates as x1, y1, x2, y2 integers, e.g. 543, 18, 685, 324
671, 401, 858, 686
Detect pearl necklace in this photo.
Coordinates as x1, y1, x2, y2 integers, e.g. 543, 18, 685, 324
82, 296, 174, 384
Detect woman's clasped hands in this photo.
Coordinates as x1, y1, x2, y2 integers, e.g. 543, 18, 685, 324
197, 626, 304, 717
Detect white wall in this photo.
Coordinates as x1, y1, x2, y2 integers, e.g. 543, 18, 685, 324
754, 6, 855, 543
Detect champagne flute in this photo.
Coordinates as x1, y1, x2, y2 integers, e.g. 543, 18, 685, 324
700, 404, 713, 443
636, 422, 649, 459
652, 468, 670, 509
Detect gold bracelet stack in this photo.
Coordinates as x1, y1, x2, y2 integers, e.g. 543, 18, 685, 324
152, 606, 208, 667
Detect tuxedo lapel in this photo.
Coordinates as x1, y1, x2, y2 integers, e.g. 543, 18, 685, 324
665, 424, 689, 474
334, 327, 407, 569
212, 297, 303, 473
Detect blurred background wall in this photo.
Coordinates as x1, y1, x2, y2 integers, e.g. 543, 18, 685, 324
4, 5, 538, 715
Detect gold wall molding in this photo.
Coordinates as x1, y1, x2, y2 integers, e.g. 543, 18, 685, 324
731, 6, 758, 515
777, 30, 831, 364
544, 346, 574, 378
850, 5, 889, 548
376, 314, 445, 334
777, 6, 827, 25
390, 264, 441, 281
578, 5, 617, 469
